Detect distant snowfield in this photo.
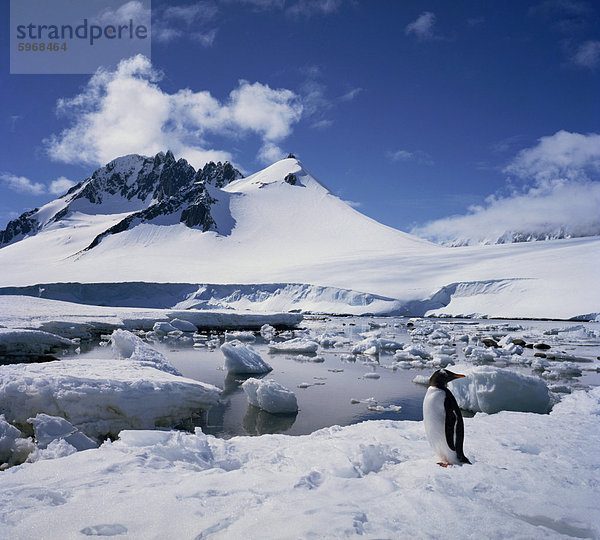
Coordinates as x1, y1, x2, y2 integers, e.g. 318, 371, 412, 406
1, 387, 599, 539
1, 159, 598, 319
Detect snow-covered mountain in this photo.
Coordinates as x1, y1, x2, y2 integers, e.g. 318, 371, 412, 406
0, 152, 598, 319
0, 151, 242, 249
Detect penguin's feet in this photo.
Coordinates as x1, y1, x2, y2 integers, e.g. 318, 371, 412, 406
437, 461, 451, 468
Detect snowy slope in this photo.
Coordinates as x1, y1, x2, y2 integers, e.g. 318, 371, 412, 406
0, 155, 598, 319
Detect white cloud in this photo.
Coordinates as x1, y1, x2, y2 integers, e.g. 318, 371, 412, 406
405, 12, 436, 41
46, 55, 303, 169
504, 130, 600, 182
286, 0, 343, 17
190, 28, 218, 46
95, 1, 151, 25
0, 173, 46, 196
388, 150, 413, 161
412, 181, 600, 245
342, 199, 361, 209
229, 80, 302, 140
412, 131, 600, 245
1, 173, 78, 197
49, 177, 76, 195
257, 142, 285, 164
311, 119, 333, 130
338, 88, 362, 102
224, 0, 344, 17
388, 149, 433, 165
297, 70, 359, 130
572, 41, 600, 68
153, 1, 218, 44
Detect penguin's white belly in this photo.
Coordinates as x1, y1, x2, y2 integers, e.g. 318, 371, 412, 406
423, 387, 459, 464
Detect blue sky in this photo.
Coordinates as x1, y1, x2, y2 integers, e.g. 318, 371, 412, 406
1, 0, 599, 243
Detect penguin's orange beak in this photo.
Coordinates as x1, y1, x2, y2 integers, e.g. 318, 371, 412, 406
453, 373, 465, 379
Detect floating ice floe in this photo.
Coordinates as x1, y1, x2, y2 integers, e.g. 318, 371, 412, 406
225, 330, 256, 342
0, 334, 221, 440
316, 333, 338, 347
169, 318, 198, 332
397, 344, 432, 360
260, 324, 276, 340
367, 404, 402, 413
242, 378, 298, 414
268, 338, 319, 354
111, 329, 181, 375
412, 374, 430, 385
428, 354, 455, 368
352, 337, 380, 355
221, 340, 272, 374
543, 325, 598, 338
295, 354, 325, 363
463, 345, 499, 362
152, 321, 178, 335
449, 366, 550, 414
540, 362, 583, 380
428, 329, 451, 341
0, 328, 74, 359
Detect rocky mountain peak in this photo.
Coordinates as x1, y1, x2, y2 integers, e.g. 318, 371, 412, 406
0, 151, 244, 248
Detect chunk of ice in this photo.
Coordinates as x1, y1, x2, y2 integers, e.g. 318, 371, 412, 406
169, 319, 198, 333
449, 366, 550, 414
242, 378, 298, 414
268, 338, 319, 354
221, 340, 272, 374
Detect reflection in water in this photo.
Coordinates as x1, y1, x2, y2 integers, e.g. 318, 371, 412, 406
243, 405, 297, 435
221, 372, 267, 398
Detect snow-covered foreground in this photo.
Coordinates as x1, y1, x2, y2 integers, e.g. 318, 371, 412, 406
1, 387, 599, 539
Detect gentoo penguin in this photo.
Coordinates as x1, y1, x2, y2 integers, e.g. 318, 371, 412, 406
423, 369, 471, 466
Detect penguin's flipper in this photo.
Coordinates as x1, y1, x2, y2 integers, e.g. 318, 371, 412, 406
445, 389, 471, 464
443, 394, 457, 451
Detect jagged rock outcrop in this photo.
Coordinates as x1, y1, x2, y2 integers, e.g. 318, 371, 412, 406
0, 209, 39, 246
284, 173, 297, 186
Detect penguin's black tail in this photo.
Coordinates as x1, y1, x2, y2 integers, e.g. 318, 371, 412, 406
459, 455, 471, 465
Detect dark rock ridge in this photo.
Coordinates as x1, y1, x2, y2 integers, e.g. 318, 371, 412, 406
0, 209, 39, 246
0, 151, 244, 249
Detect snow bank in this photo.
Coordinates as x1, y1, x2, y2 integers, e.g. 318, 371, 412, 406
0, 387, 598, 539
449, 366, 551, 414
221, 340, 272, 374
242, 378, 298, 414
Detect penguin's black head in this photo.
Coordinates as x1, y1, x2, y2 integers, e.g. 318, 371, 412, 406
428, 369, 466, 388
